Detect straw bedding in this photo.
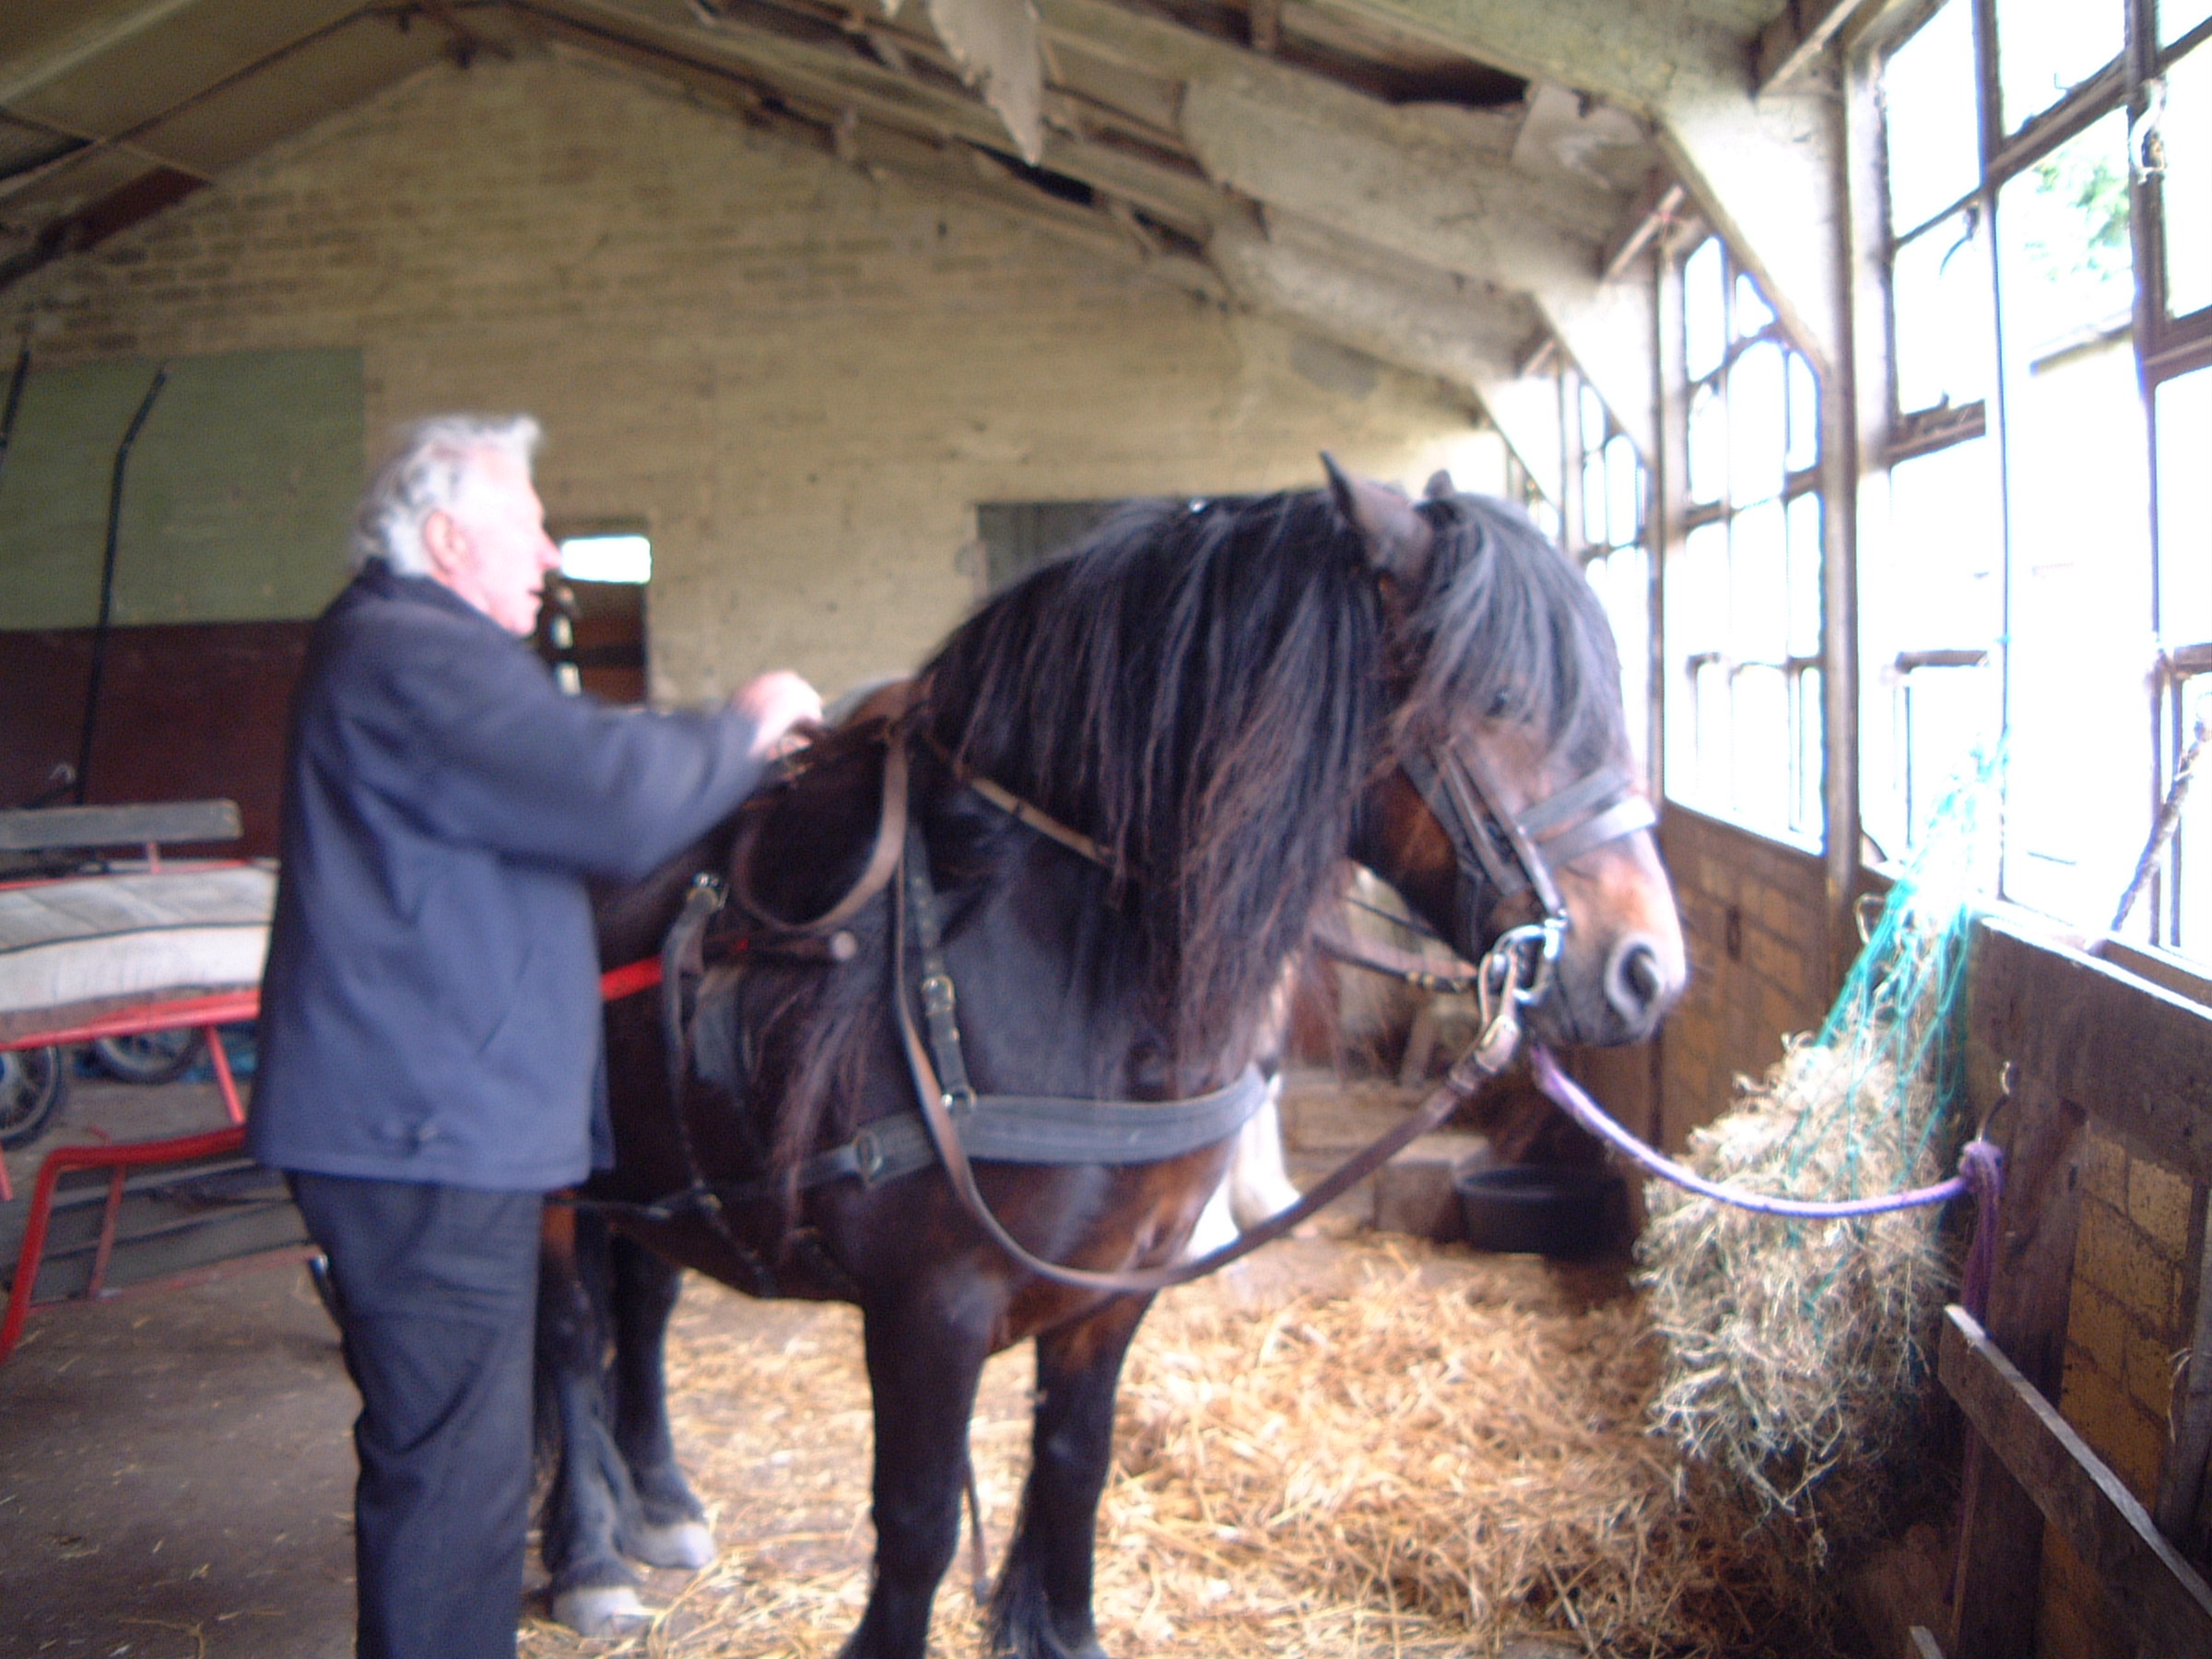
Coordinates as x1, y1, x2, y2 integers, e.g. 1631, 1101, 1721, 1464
519, 1232, 1835, 1658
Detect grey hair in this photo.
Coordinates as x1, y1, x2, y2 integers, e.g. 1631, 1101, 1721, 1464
353, 414, 543, 574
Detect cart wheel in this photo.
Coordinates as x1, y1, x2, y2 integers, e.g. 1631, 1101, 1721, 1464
91, 1028, 206, 1085
0, 1046, 68, 1149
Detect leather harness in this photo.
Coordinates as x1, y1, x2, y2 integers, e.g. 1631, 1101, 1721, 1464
595, 720, 1654, 1295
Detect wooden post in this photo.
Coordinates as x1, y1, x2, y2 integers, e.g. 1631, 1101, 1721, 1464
1947, 1075, 2085, 1658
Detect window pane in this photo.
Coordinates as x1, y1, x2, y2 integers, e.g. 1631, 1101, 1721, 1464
1996, 111, 2136, 359
1729, 341, 1787, 507
1686, 239, 1726, 380
1795, 665, 1826, 837
1886, 0, 1982, 234
2163, 41, 2212, 319
1995, 0, 2124, 134
1900, 664, 2001, 845
1734, 273, 1777, 338
1732, 499, 1788, 663
1588, 542, 1651, 774
1786, 351, 1820, 474
1688, 381, 1727, 504
1526, 491, 1561, 544
1606, 433, 1641, 548
1787, 492, 1824, 661
2003, 319, 2154, 931
2165, 0, 2212, 48
1583, 453, 1606, 551
1889, 438, 2005, 651
1580, 382, 1607, 455
1733, 665, 1793, 830
2176, 684, 2212, 952
1894, 210, 1995, 415
2159, 366, 2212, 645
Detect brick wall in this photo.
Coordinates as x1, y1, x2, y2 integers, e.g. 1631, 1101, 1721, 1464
2040, 1132, 2206, 1656
5, 47, 1496, 706
1653, 805, 1837, 1150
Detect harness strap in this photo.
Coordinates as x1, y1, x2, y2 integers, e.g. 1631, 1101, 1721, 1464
1537, 795, 1656, 867
727, 728, 910, 937
964, 772, 1118, 871
1514, 763, 1639, 840
893, 814, 1504, 1294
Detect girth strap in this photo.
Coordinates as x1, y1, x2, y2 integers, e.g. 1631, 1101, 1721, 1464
781, 1067, 1270, 1194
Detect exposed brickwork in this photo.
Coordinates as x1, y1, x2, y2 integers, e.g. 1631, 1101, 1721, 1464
1653, 806, 1835, 1150
2041, 1128, 2206, 1657
2056, 1132, 2197, 1491
6, 47, 1493, 704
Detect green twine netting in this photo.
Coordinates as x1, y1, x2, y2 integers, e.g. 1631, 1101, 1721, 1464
1638, 752, 2003, 1543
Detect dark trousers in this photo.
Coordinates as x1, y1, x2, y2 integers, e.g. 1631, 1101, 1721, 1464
290, 1172, 544, 1659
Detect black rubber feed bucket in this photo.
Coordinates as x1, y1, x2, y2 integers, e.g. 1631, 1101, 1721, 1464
1454, 1163, 1619, 1259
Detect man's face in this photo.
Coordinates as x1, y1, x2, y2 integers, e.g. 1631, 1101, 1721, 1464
422, 450, 561, 636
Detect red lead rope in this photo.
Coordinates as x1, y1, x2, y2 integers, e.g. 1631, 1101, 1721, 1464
599, 958, 663, 1002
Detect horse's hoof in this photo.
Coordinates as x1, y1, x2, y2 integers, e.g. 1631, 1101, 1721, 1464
552, 1583, 653, 1636
623, 1516, 715, 1571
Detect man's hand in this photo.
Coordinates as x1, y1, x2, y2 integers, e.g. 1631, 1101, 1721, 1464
734, 671, 824, 760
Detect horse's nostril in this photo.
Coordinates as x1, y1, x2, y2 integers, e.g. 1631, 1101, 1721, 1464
1605, 938, 1667, 1023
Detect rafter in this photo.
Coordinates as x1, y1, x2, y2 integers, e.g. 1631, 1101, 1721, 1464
0, 0, 220, 108
1287, 0, 1849, 371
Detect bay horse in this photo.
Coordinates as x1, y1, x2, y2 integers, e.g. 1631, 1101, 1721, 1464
534, 465, 1687, 1654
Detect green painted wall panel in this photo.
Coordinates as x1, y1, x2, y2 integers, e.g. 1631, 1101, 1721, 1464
0, 347, 363, 628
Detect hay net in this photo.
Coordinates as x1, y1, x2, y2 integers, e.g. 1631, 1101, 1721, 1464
1638, 759, 1999, 1544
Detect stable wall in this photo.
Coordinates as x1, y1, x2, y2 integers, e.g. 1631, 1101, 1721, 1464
2, 46, 1493, 708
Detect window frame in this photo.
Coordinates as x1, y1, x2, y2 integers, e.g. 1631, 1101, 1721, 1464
1855, 0, 2212, 947
1660, 229, 1831, 849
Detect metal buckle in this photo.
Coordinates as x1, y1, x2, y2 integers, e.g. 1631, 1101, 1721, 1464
943, 1087, 978, 1116
853, 1128, 884, 1182
920, 972, 957, 1018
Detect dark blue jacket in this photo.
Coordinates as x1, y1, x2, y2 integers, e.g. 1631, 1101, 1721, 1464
250, 561, 769, 1191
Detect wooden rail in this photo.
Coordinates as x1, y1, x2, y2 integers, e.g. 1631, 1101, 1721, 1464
1940, 1305, 2212, 1653
0, 799, 241, 852
1947, 914, 2212, 1655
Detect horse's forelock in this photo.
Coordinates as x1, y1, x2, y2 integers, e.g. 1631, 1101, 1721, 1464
1396, 494, 1630, 774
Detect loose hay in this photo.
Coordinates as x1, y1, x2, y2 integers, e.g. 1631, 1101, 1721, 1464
523, 1235, 1834, 1659
1636, 763, 1996, 1553
1637, 1044, 1959, 1546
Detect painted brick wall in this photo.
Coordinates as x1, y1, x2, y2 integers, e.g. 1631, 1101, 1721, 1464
4, 47, 1498, 706
1653, 806, 1836, 1150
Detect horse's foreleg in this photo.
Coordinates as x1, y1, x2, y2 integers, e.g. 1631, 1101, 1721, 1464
607, 1233, 713, 1569
536, 1208, 651, 1635
988, 1295, 1154, 1659
842, 1289, 995, 1659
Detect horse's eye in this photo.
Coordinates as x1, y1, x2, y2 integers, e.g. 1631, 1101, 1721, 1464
1486, 690, 1512, 719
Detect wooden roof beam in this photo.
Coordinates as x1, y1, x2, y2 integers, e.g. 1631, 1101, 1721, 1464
1757, 0, 1876, 91
1287, 0, 1847, 374
0, 0, 218, 109
541, 0, 1231, 229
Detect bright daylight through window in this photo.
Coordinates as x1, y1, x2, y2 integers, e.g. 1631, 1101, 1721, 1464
1864, 0, 2212, 954
1664, 238, 1825, 843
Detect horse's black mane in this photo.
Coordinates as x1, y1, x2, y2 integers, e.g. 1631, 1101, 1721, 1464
923, 488, 1623, 1053
752, 486, 1625, 1176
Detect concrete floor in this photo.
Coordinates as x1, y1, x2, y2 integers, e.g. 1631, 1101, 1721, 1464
0, 1259, 358, 1659
0, 1066, 1490, 1659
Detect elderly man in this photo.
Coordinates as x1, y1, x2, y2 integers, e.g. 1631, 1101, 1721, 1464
251, 414, 818, 1659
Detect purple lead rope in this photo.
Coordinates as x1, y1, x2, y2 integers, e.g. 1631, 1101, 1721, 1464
1526, 1046, 2003, 1316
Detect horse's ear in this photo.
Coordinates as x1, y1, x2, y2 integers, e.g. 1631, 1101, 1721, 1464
1423, 469, 1455, 500
1321, 453, 1432, 580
